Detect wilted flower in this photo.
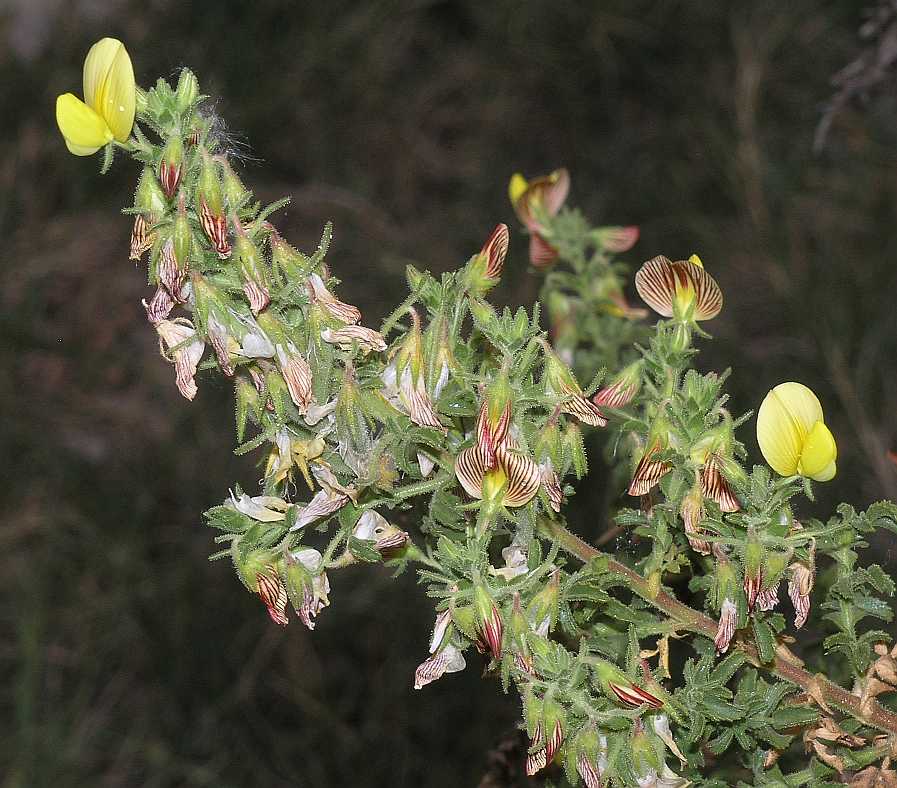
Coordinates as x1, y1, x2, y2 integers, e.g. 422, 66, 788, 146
56, 38, 135, 156
757, 382, 837, 482
308, 272, 361, 325
634, 254, 723, 321
321, 325, 387, 354
509, 168, 570, 267
680, 483, 710, 554
284, 548, 331, 630
756, 582, 780, 613
229, 491, 289, 522
413, 644, 467, 689
715, 598, 738, 655
155, 318, 205, 400
352, 510, 409, 551
788, 561, 813, 629
381, 309, 447, 433
525, 718, 565, 776
274, 342, 314, 413
232, 217, 270, 314
491, 537, 529, 581
539, 459, 564, 513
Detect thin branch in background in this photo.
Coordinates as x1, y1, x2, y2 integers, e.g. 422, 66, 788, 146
815, 1, 897, 153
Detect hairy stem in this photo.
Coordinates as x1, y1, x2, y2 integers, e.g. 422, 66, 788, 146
541, 518, 897, 736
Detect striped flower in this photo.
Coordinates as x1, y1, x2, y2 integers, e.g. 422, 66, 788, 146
455, 402, 541, 508
628, 439, 672, 497
542, 342, 608, 427
634, 254, 723, 321
525, 719, 564, 776
508, 168, 570, 268
55, 38, 135, 156
757, 382, 837, 482
466, 223, 510, 296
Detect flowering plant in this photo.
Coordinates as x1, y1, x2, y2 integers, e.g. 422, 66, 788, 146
58, 39, 897, 786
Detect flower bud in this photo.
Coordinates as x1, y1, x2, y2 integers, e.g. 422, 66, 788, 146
592, 657, 663, 709
464, 223, 509, 296
135, 165, 168, 217
174, 68, 200, 111
526, 568, 560, 636
468, 297, 498, 331
742, 536, 764, 612
217, 156, 251, 211
159, 134, 184, 199
563, 422, 589, 479
570, 726, 607, 788
233, 548, 288, 626
271, 232, 312, 281
235, 375, 261, 442
450, 604, 478, 642
197, 151, 231, 258
232, 217, 270, 314
631, 721, 664, 785
593, 360, 643, 409
173, 194, 192, 268
671, 321, 692, 353
473, 584, 504, 660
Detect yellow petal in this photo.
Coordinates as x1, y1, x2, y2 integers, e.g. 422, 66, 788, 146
688, 253, 704, 269
509, 173, 529, 210
55, 93, 113, 155
83, 38, 135, 141
799, 420, 837, 481
757, 382, 826, 477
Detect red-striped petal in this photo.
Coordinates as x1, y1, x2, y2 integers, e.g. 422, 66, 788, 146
199, 197, 231, 258
480, 223, 509, 280
609, 681, 663, 709
701, 454, 741, 512
455, 443, 489, 499
495, 446, 542, 507
529, 232, 559, 268
256, 566, 288, 626
597, 225, 639, 253
634, 255, 723, 321
592, 380, 637, 409
561, 392, 608, 427
129, 214, 154, 260
627, 443, 672, 497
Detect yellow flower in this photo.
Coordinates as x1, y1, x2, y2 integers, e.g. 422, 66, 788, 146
56, 38, 135, 156
757, 382, 837, 481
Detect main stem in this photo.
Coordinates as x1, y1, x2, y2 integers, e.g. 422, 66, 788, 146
541, 519, 897, 737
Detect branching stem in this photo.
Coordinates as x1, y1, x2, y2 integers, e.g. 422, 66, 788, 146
541, 518, 897, 736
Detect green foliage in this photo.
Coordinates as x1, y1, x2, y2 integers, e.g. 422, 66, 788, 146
74, 55, 897, 787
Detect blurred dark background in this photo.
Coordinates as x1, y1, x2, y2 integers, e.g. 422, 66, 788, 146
5, 1, 897, 785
